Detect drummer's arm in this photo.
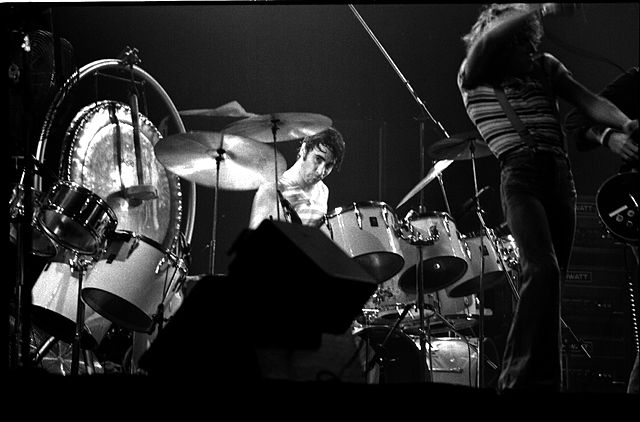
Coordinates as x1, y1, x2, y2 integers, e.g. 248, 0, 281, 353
248, 182, 283, 229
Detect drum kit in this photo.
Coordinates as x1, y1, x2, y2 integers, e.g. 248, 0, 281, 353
9, 51, 198, 375
346, 132, 521, 386
9, 44, 520, 385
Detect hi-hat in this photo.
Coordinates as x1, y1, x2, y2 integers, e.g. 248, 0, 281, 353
223, 112, 332, 143
428, 132, 493, 161
154, 131, 286, 190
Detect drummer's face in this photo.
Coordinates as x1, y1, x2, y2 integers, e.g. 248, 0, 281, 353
300, 144, 335, 186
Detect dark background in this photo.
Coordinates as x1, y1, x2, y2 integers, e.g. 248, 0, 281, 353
7, 3, 638, 277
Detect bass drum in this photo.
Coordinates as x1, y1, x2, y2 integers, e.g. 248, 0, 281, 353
59, 100, 182, 250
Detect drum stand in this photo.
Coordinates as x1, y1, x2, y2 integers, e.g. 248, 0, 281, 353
69, 254, 91, 376
270, 118, 281, 221
209, 134, 226, 274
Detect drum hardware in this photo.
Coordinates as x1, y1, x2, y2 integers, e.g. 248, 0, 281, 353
119, 46, 159, 206
363, 302, 422, 376
68, 254, 93, 376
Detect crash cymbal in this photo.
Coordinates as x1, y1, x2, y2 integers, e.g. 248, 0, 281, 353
223, 112, 332, 143
428, 132, 493, 160
154, 131, 286, 190
396, 160, 453, 209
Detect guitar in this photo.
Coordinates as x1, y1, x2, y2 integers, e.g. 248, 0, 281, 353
595, 171, 639, 245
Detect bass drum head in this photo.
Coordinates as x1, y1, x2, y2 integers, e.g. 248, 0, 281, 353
59, 100, 182, 250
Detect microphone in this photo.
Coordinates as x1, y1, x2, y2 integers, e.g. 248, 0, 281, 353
457, 185, 491, 219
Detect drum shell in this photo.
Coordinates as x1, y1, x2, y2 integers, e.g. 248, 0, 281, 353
37, 180, 117, 256
398, 211, 470, 293
31, 261, 112, 349
82, 232, 187, 333
446, 233, 508, 298
322, 201, 404, 283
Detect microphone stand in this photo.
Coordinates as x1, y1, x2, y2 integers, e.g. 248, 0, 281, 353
349, 4, 453, 214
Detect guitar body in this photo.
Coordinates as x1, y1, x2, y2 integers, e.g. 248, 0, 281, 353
595, 171, 639, 245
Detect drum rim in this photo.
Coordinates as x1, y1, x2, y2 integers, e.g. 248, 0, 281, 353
109, 230, 187, 267
406, 210, 456, 222
46, 179, 119, 223
326, 200, 395, 218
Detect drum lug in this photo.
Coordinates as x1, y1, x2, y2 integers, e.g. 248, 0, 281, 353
353, 202, 362, 230
381, 205, 390, 228
429, 224, 440, 242
323, 215, 334, 240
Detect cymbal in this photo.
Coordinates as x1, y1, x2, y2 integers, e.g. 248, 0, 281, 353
223, 112, 332, 143
154, 131, 286, 190
428, 132, 493, 160
179, 100, 259, 118
396, 160, 453, 209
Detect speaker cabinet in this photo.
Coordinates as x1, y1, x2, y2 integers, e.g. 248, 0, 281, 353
227, 220, 378, 347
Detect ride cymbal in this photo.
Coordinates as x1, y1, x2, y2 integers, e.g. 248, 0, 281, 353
154, 131, 286, 190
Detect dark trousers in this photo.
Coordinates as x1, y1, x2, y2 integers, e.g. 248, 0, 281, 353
497, 148, 576, 391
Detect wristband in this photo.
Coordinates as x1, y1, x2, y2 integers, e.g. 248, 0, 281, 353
599, 127, 614, 148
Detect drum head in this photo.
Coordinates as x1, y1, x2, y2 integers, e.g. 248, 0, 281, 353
59, 100, 182, 250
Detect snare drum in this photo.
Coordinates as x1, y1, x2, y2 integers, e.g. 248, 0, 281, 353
31, 260, 112, 350
82, 231, 188, 333
397, 211, 470, 294
37, 180, 118, 256
361, 274, 436, 327
446, 231, 506, 298
322, 201, 404, 283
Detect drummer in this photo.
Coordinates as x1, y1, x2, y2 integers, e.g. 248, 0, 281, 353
248, 127, 346, 229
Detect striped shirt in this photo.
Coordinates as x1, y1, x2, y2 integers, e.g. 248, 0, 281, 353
278, 168, 328, 227
457, 53, 570, 159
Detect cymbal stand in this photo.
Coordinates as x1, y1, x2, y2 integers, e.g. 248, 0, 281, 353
414, 243, 434, 382
467, 139, 490, 387
363, 302, 414, 377
399, 220, 436, 382
270, 117, 281, 221
69, 253, 90, 376
209, 134, 225, 274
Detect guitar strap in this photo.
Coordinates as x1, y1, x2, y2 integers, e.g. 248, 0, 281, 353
494, 86, 538, 149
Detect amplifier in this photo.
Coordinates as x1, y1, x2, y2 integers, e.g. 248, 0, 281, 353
573, 196, 623, 250
564, 265, 631, 288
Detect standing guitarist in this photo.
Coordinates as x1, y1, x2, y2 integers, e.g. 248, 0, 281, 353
564, 66, 639, 394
